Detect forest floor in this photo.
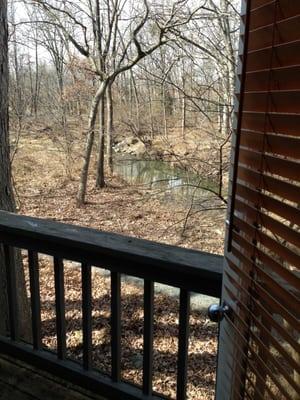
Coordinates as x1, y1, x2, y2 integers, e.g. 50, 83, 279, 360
12, 125, 227, 399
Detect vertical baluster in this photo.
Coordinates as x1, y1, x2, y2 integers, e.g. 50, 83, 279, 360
4, 245, 19, 341
54, 257, 66, 360
82, 263, 92, 370
143, 280, 154, 395
111, 271, 121, 382
28, 250, 42, 350
177, 289, 190, 400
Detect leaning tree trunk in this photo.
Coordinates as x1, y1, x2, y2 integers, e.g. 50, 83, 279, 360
77, 80, 107, 205
130, 70, 141, 132
95, 97, 105, 188
0, 0, 30, 339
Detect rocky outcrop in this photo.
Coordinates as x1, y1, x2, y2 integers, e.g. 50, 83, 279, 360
113, 137, 147, 157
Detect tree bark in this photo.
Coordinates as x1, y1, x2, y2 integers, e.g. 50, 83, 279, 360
162, 83, 168, 137
33, 29, 39, 118
0, 0, 30, 339
95, 96, 105, 188
77, 81, 107, 205
147, 79, 154, 138
130, 70, 140, 131
106, 82, 114, 174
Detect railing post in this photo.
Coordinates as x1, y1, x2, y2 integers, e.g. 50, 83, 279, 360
54, 257, 66, 360
177, 289, 190, 400
82, 263, 92, 370
28, 250, 42, 350
4, 245, 19, 341
111, 271, 121, 382
143, 280, 154, 395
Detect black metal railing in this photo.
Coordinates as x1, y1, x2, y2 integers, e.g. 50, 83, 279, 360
0, 211, 223, 400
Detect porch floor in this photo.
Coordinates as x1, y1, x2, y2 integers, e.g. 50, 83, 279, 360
0, 354, 107, 400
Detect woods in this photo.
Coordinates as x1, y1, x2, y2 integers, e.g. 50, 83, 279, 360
8, 0, 240, 206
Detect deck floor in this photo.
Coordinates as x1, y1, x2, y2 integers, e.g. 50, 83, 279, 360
0, 355, 106, 400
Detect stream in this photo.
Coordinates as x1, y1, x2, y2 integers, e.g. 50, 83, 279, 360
114, 156, 215, 208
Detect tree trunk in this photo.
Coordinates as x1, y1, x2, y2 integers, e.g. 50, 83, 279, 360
106, 83, 114, 174
0, 0, 30, 339
147, 79, 154, 139
129, 71, 133, 120
162, 83, 168, 137
33, 32, 39, 118
181, 93, 186, 139
181, 66, 186, 138
28, 54, 34, 116
11, 2, 22, 124
77, 81, 107, 205
95, 96, 105, 188
130, 70, 140, 131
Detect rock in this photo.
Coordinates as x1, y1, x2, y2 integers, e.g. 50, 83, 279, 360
130, 141, 146, 156
114, 136, 146, 157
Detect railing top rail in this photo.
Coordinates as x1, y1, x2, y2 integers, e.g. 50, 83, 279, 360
0, 211, 223, 297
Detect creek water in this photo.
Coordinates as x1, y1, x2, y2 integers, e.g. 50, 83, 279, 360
114, 156, 215, 208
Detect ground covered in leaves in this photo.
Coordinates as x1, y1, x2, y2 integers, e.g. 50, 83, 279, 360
14, 129, 225, 399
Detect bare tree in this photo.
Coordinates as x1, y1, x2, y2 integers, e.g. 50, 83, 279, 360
23, 0, 203, 205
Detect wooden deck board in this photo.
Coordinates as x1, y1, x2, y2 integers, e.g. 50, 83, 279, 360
0, 379, 36, 400
0, 355, 107, 400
